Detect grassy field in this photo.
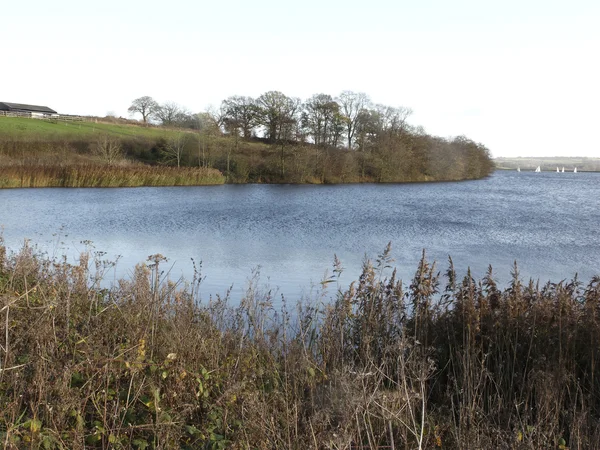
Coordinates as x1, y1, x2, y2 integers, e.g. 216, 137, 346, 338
0, 117, 272, 152
0, 117, 181, 141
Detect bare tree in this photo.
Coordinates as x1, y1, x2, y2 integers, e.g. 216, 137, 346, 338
92, 135, 123, 165
128, 96, 158, 124
153, 102, 184, 126
256, 91, 301, 142
196, 112, 221, 168
163, 132, 190, 167
374, 104, 412, 134
303, 94, 341, 147
205, 104, 228, 132
337, 91, 371, 149
222, 96, 260, 138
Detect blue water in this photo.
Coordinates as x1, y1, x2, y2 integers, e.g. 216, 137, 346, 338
1, 170, 599, 301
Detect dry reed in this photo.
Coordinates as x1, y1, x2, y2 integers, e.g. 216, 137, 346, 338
0, 164, 225, 188
0, 241, 598, 449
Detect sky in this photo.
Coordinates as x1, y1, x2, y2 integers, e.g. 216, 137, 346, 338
4, 0, 599, 158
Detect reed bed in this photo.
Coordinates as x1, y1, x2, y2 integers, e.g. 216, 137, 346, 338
1, 241, 599, 449
0, 164, 225, 188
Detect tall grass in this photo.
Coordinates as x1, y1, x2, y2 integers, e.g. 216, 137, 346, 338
1, 241, 599, 449
0, 164, 225, 188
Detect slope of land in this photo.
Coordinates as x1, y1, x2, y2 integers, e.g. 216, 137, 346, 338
0, 116, 494, 187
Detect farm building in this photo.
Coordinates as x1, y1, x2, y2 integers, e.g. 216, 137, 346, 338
0, 102, 57, 117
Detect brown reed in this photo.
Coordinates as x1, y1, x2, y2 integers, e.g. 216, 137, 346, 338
1, 241, 598, 449
0, 164, 225, 188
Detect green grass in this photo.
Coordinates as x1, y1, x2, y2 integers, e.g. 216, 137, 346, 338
0, 117, 187, 141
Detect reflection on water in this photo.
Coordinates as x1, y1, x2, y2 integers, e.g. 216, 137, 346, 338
1, 171, 599, 301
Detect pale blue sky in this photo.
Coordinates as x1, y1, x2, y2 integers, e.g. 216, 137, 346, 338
4, 0, 599, 157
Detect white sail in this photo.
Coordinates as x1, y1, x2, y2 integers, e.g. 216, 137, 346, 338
535, 166, 541, 172
574, 167, 577, 173
517, 167, 521, 172
562, 167, 565, 173
557, 167, 560, 172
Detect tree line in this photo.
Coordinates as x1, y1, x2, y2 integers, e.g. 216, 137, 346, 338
127, 91, 493, 183
131, 91, 428, 149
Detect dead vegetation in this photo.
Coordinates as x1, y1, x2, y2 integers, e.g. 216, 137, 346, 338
1, 241, 599, 449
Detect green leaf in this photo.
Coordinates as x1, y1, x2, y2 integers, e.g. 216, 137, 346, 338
210, 433, 224, 441
30, 419, 42, 433
42, 435, 55, 450
133, 438, 149, 449
86, 434, 102, 445
185, 425, 201, 436
76, 413, 85, 431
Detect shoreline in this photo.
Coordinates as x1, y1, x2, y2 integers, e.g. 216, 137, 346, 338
0, 165, 492, 189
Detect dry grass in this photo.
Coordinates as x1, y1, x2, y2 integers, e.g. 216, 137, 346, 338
0, 164, 225, 188
1, 242, 599, 449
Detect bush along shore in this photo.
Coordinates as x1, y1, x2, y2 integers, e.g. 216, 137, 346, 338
2, 242, 598, 449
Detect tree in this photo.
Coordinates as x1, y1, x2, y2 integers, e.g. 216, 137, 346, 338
302, 94, 341, 147
172, 110, 198, 129
153, 102, 184, 126
256, 91, 302, 178
221, 96, 260, 138
372, 105, 412, 135
128, 96, 158, 124
205, 104, 228, 132
92, 135, 123, 165
256, 91, 301, 142
162, 132, 190, 167
195, 112, 222, 168
337, 91, 370, 149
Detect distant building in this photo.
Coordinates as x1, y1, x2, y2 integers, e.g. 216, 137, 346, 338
0, 102, 58, 117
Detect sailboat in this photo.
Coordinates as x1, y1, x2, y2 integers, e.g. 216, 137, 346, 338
517, 167, 521, 172
574, 167, 578, 173
556, 167, 560, 172
561, 167, 565, 173
535, 166, 541, 172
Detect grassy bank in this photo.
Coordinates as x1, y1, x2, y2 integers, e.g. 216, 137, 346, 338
0, 116, 494, 186
1, 242, 599, 449
0, 117, 173, 141
0, 164, 225, 188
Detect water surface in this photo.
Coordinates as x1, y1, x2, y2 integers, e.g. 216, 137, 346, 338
1, 170, 599, 300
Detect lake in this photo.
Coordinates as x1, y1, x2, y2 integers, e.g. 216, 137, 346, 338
1, 170, 599, 301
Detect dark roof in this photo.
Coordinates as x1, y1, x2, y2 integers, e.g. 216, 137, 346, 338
0, 102, 57, 114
